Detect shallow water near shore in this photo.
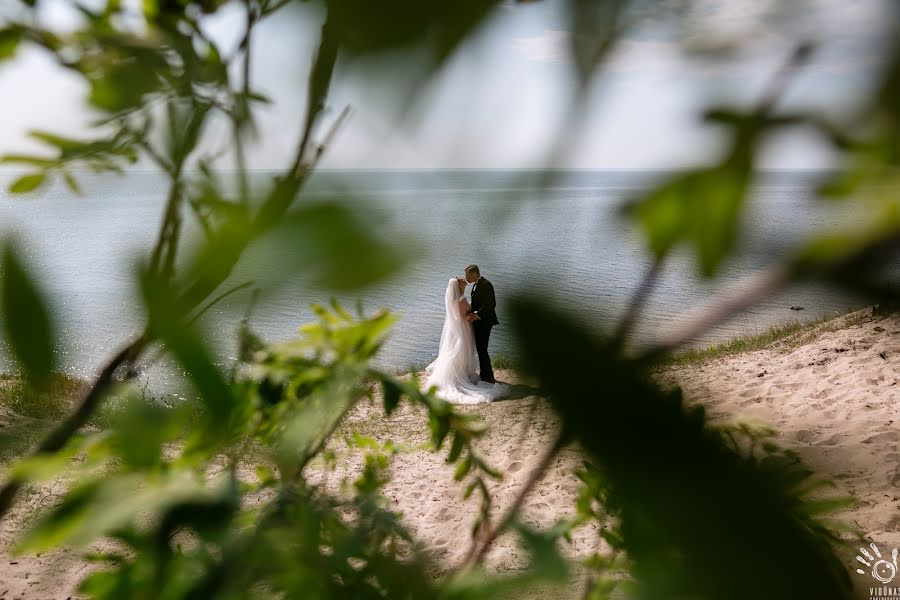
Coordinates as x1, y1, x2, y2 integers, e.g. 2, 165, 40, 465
0, 169, 884, 393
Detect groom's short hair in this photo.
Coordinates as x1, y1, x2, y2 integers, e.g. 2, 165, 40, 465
465, 265, 480, 276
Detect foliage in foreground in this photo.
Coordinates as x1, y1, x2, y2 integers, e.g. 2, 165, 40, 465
515, 298, 854, 600
7, 303, 530, 599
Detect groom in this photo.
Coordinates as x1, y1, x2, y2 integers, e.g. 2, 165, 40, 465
465, 264, 498, 384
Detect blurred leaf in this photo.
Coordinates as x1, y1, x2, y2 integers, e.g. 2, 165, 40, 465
625, 165, 750, 276
568, 0, 627, 85
61, 170, 82, 195
510, 297, 853, 600
1, 243, 57, 386
7, 434, 99, 483
164, 98, 210, 166
429, 409, 451, 449
381, 376, 402, 415
157, 476, 239, 543
139, 269, 237, 444
108, 399, 190, 469
327, 0, 499, 65
86, 46, 168, 112
274, 367, 360, 477
513, 520, 570, 581
0, 155, 55, 168
17, 471, 229, 552
275, 202, 414, 290
447, 431, 465, 463
0, 26, 23, 62
453, 455, 472, 480
8, 172, 47, 194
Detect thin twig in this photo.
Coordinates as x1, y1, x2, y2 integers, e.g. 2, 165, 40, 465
137, 281, 256, 378
637, 221, 900, 362
0, 332, 148, 521
464, 431, 566, 568
232, 1, 255, 204
178, 104, 352, 311
189, 281, 255, 327
612, 255, 665, 346
290, 14, 338, 176
148, 168, 183, 278
637, 266, 793, 364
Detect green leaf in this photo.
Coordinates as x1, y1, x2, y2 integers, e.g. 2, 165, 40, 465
108, 399, 188, 469
453, 455, 472, 481
463, 480, 477, 500
381, 377, 402, 415
139, 269, 237, 444
429, 411, 450, 449
626, 166, 750, 276
513, 521, 569, 581
328, 0, 499, 65
271, 202, 415, 290
87, 53, 166, 113
8, 172, 46, 194
29, 130, 88, 152
447, 431, 465, 463
17, 471, 227, 552
255, 464, 275, 486
0, 154, 55, 167
509, 297, 854, 599
164, 98, 210, 166
62, 170, 82, 195
1, 243, 57, 386
0, 27, 23, 62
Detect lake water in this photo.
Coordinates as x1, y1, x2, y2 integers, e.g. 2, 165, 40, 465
0, 169, 880, 393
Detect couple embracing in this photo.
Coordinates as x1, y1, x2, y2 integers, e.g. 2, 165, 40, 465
424, 265, 508, 404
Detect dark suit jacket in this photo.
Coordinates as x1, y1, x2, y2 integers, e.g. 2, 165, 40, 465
469, 277, 499, 326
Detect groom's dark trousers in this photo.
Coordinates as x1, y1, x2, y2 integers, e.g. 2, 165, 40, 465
470, 276, 499, 383
473, 321, 495, 383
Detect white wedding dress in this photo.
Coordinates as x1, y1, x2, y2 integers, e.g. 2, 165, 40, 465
424, 278, 508, 404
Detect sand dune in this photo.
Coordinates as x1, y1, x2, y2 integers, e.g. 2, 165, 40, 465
1, 310, 899, 598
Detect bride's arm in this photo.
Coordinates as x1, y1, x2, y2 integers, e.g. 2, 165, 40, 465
458, 298, 471, 321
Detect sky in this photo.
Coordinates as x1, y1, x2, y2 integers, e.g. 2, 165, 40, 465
0, 0, 893, 171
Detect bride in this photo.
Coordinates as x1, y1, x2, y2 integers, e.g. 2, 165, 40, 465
424, 277, 507, 404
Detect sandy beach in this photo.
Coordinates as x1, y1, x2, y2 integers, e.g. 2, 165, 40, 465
1, 309, 899, 598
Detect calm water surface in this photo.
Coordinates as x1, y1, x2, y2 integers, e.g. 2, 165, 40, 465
0, 170, 879, 393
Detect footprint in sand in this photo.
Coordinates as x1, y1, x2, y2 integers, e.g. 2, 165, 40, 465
821, 433, 843, 446
810, 388, 831, 400
793, 429, 819, 444
863, 431, 900, 444
433, 507, 454, 522
507, 461, 524, 473
773, 381, 803, 392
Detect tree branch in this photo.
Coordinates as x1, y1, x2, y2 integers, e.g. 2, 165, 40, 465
232, 1, 255, 204
0, 331, 149, 521
463, 432, 566, 569
612, 255, 665, 347
637, 266, 793, 364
